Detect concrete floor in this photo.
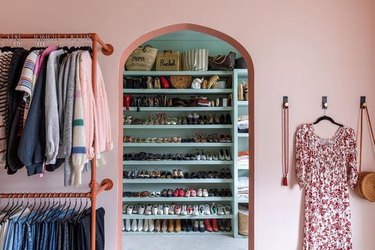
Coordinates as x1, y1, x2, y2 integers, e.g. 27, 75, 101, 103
122, 235, 248, 250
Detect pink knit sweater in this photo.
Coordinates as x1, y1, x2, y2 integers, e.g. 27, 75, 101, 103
79, 51, 113, 162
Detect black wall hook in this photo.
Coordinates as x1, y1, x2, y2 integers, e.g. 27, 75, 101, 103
360, 96, 366, 108
283, 96, 289, 108
322, 96, 328, 109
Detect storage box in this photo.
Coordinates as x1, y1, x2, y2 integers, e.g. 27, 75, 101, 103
155, 50, 180, 71
182, 49, 209, 71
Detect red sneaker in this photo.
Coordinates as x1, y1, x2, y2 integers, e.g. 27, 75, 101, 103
203, 219, 213, 232
211, 219, 218, 232
179, 188, 185, 197
173, 188, 180, 197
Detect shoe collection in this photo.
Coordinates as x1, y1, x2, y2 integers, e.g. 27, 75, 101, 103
123, 219, 232, 233
123, 168, 232, 179
125, 94, 231, 108
123, 149, 232, 161
123, 203, 231, 216
123, 113, 231, 125
123, 133, 232, 143
123, 188, 232, 198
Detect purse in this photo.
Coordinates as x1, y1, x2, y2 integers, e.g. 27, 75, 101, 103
125, 45, 158, 71
354, 104, 375, 201
160, 76, 171, 89
208, 51, 236, 71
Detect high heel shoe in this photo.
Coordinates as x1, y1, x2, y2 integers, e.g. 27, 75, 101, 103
154, 77, 161, 89
224, 149, 232, 161
219, 149, 225, 161
146, 76, 153, 89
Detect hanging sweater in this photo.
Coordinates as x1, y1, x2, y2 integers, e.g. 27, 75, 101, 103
71, 52, 87, 186
6, 48, 28, 174
63, 51, 80, 186
17, 59, 48, 176
45, 49, 65, 165
0, 51, 13, 168
94, 56, 113, 156
15, 50, 40, 127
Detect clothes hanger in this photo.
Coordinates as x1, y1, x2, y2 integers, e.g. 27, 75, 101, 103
313, 98, 343, 127
76, 198, 90, 222
313, 115, 343, 127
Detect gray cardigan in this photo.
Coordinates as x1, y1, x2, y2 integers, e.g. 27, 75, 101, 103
45, 49, 65, 165
63, 51, 80, 186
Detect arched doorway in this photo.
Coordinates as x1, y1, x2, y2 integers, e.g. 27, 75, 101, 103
117, 23, 254, 250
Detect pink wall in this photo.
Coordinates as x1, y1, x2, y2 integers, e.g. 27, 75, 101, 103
1, 0, 375, 249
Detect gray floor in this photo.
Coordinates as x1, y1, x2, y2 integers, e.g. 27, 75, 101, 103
122, 235, 248, 250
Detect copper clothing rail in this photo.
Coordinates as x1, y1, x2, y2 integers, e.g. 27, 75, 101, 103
0, 33, 114, 250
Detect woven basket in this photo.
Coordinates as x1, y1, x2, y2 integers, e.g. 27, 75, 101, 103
238, 210, 248, 236
170, 75, 192, 89
125, 45, 158, 71
356, 172, 375, 202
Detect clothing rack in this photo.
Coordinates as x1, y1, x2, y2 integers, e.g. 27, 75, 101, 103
0, 33, 114, 250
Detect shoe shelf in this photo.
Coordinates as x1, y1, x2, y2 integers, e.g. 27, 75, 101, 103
123, 143, 232, 148
122, 68, 253, 240
236, 197, 249, 203
123, 161, 233, 165
122, 214, 233, 219
124, 107, 233, 112
237, 133, 248, 138
237, 166, 249, 170
123, 197, 233, 202
123, 70, 233, 77
238, 101, 248, 106
123, 125, 233, 129
123, 179, 233, 184
122, 231, 233, 235
123, 89, 233, 94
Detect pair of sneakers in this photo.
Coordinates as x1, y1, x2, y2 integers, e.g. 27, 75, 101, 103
123, 219, 154, 232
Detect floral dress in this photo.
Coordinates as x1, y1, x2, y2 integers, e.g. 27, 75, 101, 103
295, 123, 358, 250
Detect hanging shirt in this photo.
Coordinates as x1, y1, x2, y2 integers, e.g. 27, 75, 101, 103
45, 49, 65, 165
0, 51, 13, 168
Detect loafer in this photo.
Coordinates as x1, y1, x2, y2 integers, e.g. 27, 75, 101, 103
167, 219, 174, 232
137, 219, 143, 232
175, 219, 182, 232
162, 219, 168, 232
155, 219, 161, 232
149, 219, 155, 232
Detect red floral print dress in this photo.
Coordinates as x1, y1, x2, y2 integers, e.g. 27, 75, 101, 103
295, 123, 358, 250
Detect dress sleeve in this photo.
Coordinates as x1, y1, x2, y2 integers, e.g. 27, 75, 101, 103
295, 125, 308, 189
346, 128, 358, 188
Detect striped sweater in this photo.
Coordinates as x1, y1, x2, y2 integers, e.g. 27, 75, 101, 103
71, 52, 86, 186
0, 51, 14, 167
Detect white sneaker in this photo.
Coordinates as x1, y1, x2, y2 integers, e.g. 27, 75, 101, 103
127, 205, 133, 215
199, 205, 205, 215
145, 204, 152, 215
181, 205, 187, 216
163, 205, 170, 215
204, 204, 211, 215
131, 219, 137, 232
149, 219, 155, 232
122, 219, 125, 231
193, 205, 199, 216
143, 218, 149, 232
152, 205, 158, 215
122, 204, 127, 214
125, 219, 131, 232
169, 204, 175, 215
138, 205, 145, 215
138, 219, 143, 232
158, 205, 164, 215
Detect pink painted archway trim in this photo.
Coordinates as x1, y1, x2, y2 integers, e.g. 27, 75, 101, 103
117, 23, 255, 250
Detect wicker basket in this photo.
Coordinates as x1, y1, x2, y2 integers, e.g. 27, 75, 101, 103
170, 75, 192, 89
156, 50, 180, 71
356, 172, 375, 202
125, 45, 158, 71
238, 209, 249, 236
